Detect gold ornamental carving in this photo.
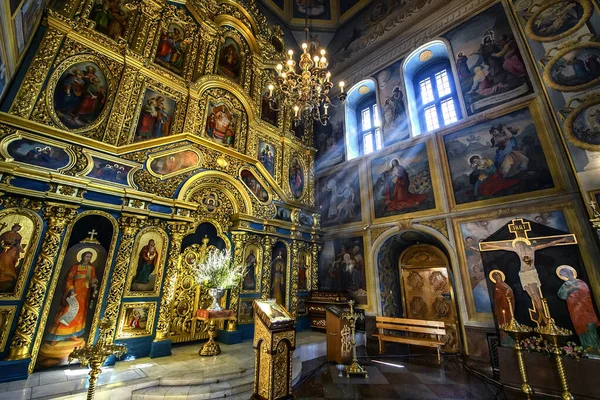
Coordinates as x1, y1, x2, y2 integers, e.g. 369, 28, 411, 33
310, 243, 321, 291
6, 204, 78, 361
261, 236, 274, 300
229, 233, 245, 324
417, 219, 449, 240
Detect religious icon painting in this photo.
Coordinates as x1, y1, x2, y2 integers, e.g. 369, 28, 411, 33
240, 169, 269, 203
444, 3, 532, 116
155, 23, 188, 75
298, 212, 314, 228
297, 298, 307, 316
369, 142, 435, 219
241, 243, 260, 293
89, 0, 133, 41
85, 155, 137, 186
524, 0, 592, 43
441, 106, 555, 208
0, 306, 16, 352
134, 89, 176, 142
271, 242, 288, 308
543, 41, 600, 92
148, 148, 201, 179
0, 209, 41, 300
116, 302, 156, 339
564, 95, 600, 150
258, 140, 276, 176
288, 156, 305, 199
275, 205, 292, 222
50, 59, 110, 131
6, 137, 72, 171
297, 249, 310, 292
125, 228, 168, 298
36, 214, 116, 370
261, 77, 279, 126
205, 101, 238, 147
13, 0, 45, 55
373, 59, 410, 145
317, 164, 362, 227
217, 37, 243, 82
238, 299, 254, 324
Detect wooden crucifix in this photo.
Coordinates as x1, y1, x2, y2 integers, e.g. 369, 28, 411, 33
479, 219, 577, 327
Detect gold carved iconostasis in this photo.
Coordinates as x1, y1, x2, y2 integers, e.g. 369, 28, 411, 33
0, 0, 322, 379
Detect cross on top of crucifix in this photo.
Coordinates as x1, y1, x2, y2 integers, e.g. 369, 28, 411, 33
88, 229, 98, 241
508, 219, 531, 242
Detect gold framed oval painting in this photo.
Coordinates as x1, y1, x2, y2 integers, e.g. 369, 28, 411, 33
564, 95, 600, 150
525, 0, 592, 43
543, 41, 600, 92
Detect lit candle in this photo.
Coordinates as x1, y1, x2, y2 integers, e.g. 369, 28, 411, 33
324, 103, 329, 115
287, 59, 294, 68
276, 64, 283, 75
281, 72, 287, 79
268, 84, 274, 98
320, 57, 327, 68
339, 81, 345, 93
293, 105, 299, 117
288, 49, 294, 59
326, 72, 331, 82
502, 310, 506, 323
302, 43, 308, 53
320, 49, 326, 56
313, 55, 320, 68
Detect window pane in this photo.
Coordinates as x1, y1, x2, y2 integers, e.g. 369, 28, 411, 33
419, 78, 435, 105
373, 104, 380, 127
435, 69, 452, 97
440, 98, 458, 125
424, 105, 439, 132
363, 132, 374, 154
361, 108, 371, 131
375, 128, 383, 150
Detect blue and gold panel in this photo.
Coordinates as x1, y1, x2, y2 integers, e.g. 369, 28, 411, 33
3, 133, 74, 172
147, 146, 202, 179
82, 151, 140, 187
0, 306, 16, 352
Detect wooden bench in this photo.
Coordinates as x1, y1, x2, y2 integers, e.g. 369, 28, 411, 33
373, 316, 447, 363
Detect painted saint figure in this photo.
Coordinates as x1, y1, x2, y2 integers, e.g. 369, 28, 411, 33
272, 255, 285, 306
490, 269, 515, 327
243, 249, 256, 291
134, 239, 158, 285
0, 223, 25, 292
381, 158, 426, 211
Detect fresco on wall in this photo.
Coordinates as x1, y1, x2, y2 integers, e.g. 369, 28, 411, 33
568, 100, 600, 147
318, 236, 367, 305
258, 140, 276, 176
7, 139, 70, 170
444, 3, 532, 116
0, 43, 7, 102
13, 0, 45, 54
370, 143, 434, 218
293, 0, 331, 20
289, 157, 305, 199
155, 23, 188, 75
0, 213, 36, 295
313, 105, 345, 170
53, 62, 108, 130
526, 0, 591, 42
545, 45, 600, 91
149, 150, 199, 177
459, 210, 568, 314
87, 157, 133, 185
443, 108, 554, 205
241, 170, 269, 202
218, 37, 243, 82
134, 89, 175, 142
317, 165, 362, 227
89, 0, 132, 40
374, 60, 410, 145
205, 101, 237, 146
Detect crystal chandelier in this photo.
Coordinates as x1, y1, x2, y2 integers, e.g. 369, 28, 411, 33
268, 9, 345, 125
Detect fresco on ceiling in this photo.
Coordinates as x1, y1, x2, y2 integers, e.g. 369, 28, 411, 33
314, 103, 345, 170
374, 60, 410, 145
444, 3, 532, 116
89, 0, 132, 41
293, 0, 332, 20
317, 165, 362, 227
7, 139, 70, 170
134, 89, 176, 142
155, 23, 188, 75
258, 140, 276, 176
370, 143, 434, 218
443, 107, 554, 205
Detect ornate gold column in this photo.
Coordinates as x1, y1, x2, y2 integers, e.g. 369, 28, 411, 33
154, 222, 192, 341
289, 240, 300, 317
228, 232, 245, 331
310, 243, 321, 291
7, 203, 78, 360
102, 215, 146, 341
261, 236, 274, 300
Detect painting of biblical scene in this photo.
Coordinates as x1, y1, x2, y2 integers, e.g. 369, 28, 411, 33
205, 101, 237, 146
298, 250, 310, 291
87, 157, 133, 185
0, 213, 37, 296
258, 140, 276, 176
242, 244, 259, 292
298, 212, 314, 228
370, 143, 434, 219
545, 45, 600, 91
239, 299, 254, 324
318, 236, 367, 305
444, 3, 531, 116
53, 62, 108, 130
128, 229, 167, 295
241, 170, 269, 203
459, 210, 568, 314
261, 81, 278, 126
134, 89, 176, 142
527, 0, 590, 42
217, 37, 242, 82
14, 0, 45, 54
293, 0, 331, 20
568, 100, 600, 147
317, 165, 362, 227
313, 105, 345, 170
155, 23, 188, 75
443, 108, 554, 205
7, 139, 70, 170
149, 150, 199, 177
36, 216, 113, 369
289, 157, 305, 199
89, 0, 132, 41
271, 243, 288, 308
275, 206, 292, 222
116, 303, 155, 339
374, 60, 409, 145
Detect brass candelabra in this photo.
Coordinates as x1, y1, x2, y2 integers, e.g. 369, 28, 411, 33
535, 298, 574, 400
341, 300, 368, 379
499, 298, 533, 399
68, 319, 127, 400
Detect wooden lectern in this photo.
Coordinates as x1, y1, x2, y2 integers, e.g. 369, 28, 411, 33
252, 300, 295, 400
325, 305, 352, 365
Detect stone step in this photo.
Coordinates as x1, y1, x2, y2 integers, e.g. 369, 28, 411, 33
159, 366, 253, 386
132, 374, 254, 399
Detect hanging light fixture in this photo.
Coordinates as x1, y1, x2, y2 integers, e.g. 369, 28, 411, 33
268, 4, 345, 125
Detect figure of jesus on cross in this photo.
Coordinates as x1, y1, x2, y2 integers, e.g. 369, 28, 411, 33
479, 219, 577, 327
